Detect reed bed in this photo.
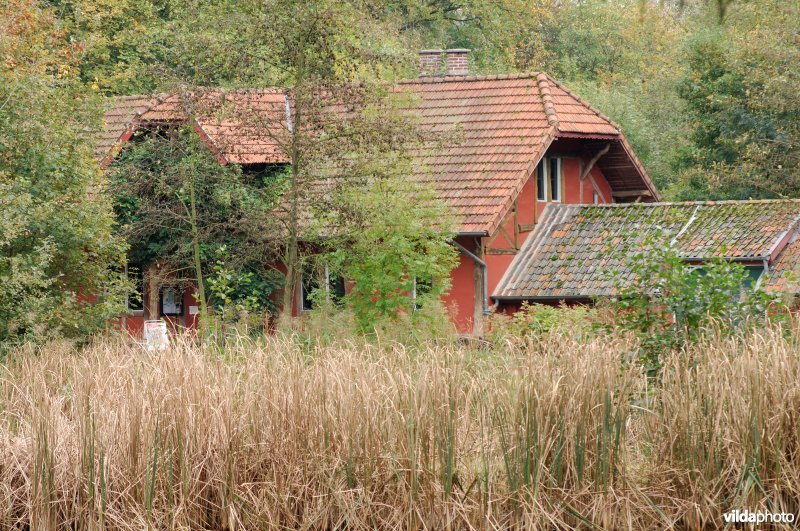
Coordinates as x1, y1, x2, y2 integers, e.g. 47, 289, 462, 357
1, 326, 799, 529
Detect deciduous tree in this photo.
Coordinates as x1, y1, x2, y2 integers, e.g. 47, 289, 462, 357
0, 0, 128, 346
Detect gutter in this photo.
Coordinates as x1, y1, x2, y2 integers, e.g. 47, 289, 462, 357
755, 257, 769, 291
451, 240, 491, 315
491, 295, 596, 302
682, 255, 770, 263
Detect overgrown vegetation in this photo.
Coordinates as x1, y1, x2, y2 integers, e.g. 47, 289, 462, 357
323, 176, 458, 330
109, 126, 284, 333
608, 239, 780, 374
3, 324, 800, 529
0, 0, 128, 349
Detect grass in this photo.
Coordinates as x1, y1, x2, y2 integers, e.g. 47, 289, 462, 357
1, 325, 800, 529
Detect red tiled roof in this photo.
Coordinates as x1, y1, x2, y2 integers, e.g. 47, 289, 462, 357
395, 74, 556, 233
765, 232, 800, 294
99, 90, 291, 167
96, 73, 658, 234
495, 200, 800, 299
96, 95, 157, 166
392, 73, 659, 233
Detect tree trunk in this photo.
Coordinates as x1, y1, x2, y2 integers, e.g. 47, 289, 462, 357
279, 66, 305, 326
145, 263, 160, 321
188, 177, 209, 338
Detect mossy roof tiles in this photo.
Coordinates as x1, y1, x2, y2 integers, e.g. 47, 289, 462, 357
495, 200, 800, 299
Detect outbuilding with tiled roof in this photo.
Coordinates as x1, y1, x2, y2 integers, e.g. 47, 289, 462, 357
494, 200, 800, 302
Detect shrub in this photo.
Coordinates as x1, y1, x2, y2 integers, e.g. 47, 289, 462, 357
609, 237, 783, 375
487, 302, 597, 346
324, 176, 458, 331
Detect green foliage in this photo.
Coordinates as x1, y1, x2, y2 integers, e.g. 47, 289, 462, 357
324, 177, 458, 331
45, 0, 276, 94
206, 247, 282, 322
609, 235, 781, 374
487, 303, 597, 346
0, 0, 128, 347
109, 125, 284, 322
671, 1, 800, 200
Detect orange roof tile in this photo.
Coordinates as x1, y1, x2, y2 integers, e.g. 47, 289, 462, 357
97, 73, 657, 234
96, 95, 157, 166
99, 90, 291, 167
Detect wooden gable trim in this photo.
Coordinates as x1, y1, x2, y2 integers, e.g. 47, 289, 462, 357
486, 199, 520, 251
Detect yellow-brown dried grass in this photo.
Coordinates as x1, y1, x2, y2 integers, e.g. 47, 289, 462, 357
1, 324, 799, 529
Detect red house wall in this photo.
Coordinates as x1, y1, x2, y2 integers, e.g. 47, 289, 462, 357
120, 286, 199, 337
479, 146, 615, 333
442, 236, 477, 333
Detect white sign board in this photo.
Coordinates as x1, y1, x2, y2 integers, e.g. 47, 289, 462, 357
144, 320, 170, 351
161, 287, 182, 315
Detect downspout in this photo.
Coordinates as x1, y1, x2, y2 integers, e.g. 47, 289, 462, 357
755, 257, 769, 291
451, 240, 490, 315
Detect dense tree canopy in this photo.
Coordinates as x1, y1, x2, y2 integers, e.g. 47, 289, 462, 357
0, 0, 127, 346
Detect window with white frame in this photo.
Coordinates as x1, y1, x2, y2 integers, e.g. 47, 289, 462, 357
536, 159, 547, 201
536, 157, 563, 202
301, 264, 345, 312
549, 157, 562, 202
412, 275, 433, 310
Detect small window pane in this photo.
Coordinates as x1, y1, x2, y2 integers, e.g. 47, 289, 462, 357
127, 264, 144, 311
161, 286, 183, 316
301, 268, 319, 312
744, 266, 764, 289
329, 274, 346, 307
549, 158, 560, 201
536, 159, 546, 201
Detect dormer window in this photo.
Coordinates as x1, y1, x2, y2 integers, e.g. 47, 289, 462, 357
536, 157, 563, 202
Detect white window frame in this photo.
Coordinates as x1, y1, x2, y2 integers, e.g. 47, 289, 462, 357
537, 159, 548, 201
536, 157, 563, 202
549, 157, 562, 202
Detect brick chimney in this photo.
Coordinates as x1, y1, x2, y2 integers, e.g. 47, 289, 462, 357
419, 49, 444, 76
419, 49, 470, 77
445, 49, 469, 76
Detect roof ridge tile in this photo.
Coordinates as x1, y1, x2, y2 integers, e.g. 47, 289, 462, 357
398, 72, 541, 84
535, 73, 559, 129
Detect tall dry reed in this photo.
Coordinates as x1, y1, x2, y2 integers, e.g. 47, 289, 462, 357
1, 325, 799, 529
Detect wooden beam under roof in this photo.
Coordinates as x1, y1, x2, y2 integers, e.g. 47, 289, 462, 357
611, 190, 652, 198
